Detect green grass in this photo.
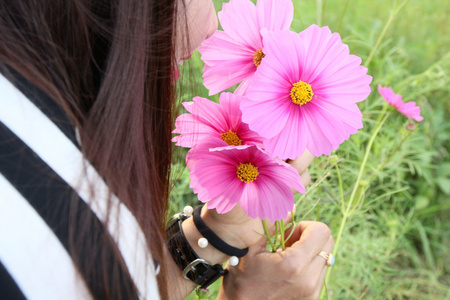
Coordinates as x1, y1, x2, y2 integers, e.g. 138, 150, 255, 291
170, 0, 450, 299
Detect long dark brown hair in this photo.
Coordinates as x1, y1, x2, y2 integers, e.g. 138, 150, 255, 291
0, 0, 187, 298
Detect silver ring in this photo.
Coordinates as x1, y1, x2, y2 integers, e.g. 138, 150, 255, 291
318, 251, 335, 267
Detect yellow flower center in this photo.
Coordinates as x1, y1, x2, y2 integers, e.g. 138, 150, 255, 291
253, 49, 265, 67
290, 81, 314, 105
236, 163, 259, 183
221, 130, 242, 146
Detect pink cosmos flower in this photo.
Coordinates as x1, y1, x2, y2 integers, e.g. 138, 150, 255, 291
241, 25, 373, 159
187, 137, 305, 222
172, 92, 263, 147
199, 0, 294, 96
378, 85, 424, 122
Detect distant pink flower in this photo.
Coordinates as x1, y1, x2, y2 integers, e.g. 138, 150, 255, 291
187, 137, 305, 222
199, 0, 294, 96
241, 25, 372, 159
172, 92, 263, 147
378, 85, 423, 122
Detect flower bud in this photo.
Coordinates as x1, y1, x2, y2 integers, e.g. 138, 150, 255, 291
406, 122, 416, 131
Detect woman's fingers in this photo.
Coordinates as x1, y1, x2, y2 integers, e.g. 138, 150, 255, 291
288, 150, 314, 193
288, 150, 315, 175
308, 235, 334, 289
284, 221, 328, 247
310, 237, 334, 300
300, 169, 311, 188
287, 222, 334, 298
311, 235, 334, 269
289, 222, 332, 260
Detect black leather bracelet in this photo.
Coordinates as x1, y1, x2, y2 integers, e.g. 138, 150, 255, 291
193, 205, 249, 258
166, 212, 227, 289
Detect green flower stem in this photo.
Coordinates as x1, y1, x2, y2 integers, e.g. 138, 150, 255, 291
321, 0, 327, 27
279, 220, 286, 251
364, 13, 394, 68
363, 0, 408, 68
285, 220, 297, 242
262, 220, 276, 252
316, 0, 323, 27
274, 221, 279, 249
323, 111, 392, 286
334, 164, 345, 213
336, 0, 350, 32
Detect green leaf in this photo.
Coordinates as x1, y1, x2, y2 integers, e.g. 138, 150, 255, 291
436, 178, 450, 195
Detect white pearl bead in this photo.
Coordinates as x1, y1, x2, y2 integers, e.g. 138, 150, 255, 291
183, 205, 194, 216
229, 256, 239, 266
198, 237, 208, 248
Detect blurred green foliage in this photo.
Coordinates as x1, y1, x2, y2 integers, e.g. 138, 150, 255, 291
170, 0, 450, 299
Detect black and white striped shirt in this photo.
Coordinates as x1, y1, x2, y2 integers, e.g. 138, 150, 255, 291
0, 71, 160, 299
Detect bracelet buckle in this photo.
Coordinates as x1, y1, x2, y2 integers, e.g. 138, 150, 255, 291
182, 258, 209, 280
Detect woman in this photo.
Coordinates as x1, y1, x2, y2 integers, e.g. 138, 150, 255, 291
0, 0, 333, 299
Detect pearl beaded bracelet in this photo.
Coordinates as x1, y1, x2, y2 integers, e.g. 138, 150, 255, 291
190, 205, 249, 267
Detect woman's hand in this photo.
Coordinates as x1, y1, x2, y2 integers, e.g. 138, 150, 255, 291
171, 151, 316, 299
218, 221, 334, 300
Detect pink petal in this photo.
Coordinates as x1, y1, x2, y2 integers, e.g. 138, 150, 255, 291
199, 31, 254, 62
315, 56, 366, 89
261, 29, 303, 82
378, 85, 423, 121
207, 178, 246, 214
173, 97, 233, 147
234, 76, 253, 96
241, 97, 291, 138
236, 126, 264, 147
203, 59, 256, 96
378, 85, 404, 107
256, 0, 294, 31
209, 144, 254, 152
191, 160, 238, 201
238, 182, 265, 220
398, 101, 424, 121
262, 163, 305, 195
175, 94, 264, 147
263, 104, 307, 160
189, 97, 229, 131
306, 101, 350, 146
314, 100, 363, 130
218, 93, 243, 131
298, 26, 341, 83
245, 70, 292, 101
187, 138, 241, 198
301, 105, 336, 156
172, 113, 221, 147
255, 176, 294, 222
378, 84, 397, 103
199, 31, 257, 95
314, 81, 372, 104
219, 0, 262, 50
186, 138, 229, 169
313, 57, 369, 90
291, 25, 372, 104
